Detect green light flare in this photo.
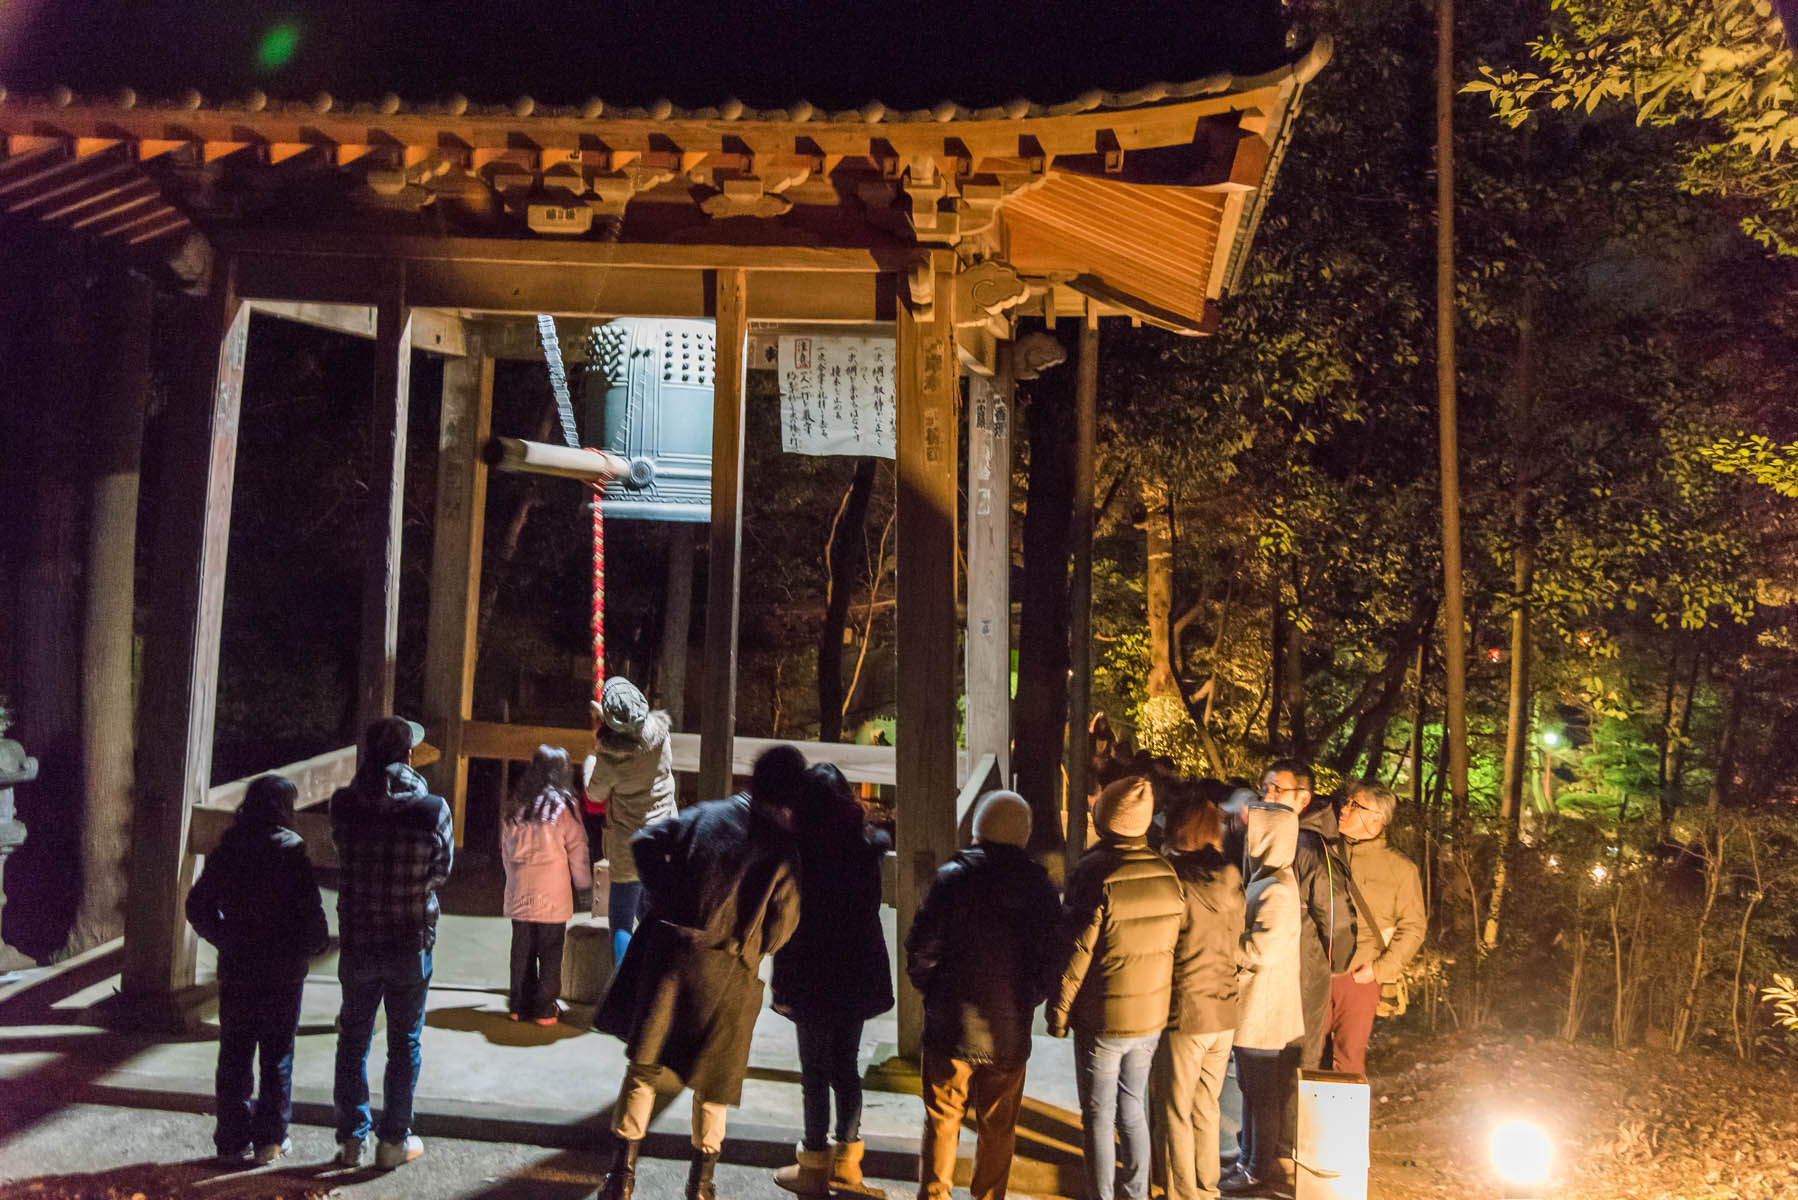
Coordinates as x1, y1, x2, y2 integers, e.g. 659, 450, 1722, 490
256, 21, 301, 71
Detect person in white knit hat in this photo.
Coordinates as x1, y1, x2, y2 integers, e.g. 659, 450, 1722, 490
906, 790, 1060, 1200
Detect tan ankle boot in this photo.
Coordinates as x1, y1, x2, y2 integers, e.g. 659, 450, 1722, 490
774, 1143, 831, 1196
829, 1139, 865, 1190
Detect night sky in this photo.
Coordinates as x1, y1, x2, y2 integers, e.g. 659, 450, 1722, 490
1, 0, 1289, 111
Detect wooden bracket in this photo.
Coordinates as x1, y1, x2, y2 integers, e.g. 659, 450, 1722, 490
953, 260, 1029, 328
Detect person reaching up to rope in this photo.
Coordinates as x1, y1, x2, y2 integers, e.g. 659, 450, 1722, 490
583, 676, 677, 963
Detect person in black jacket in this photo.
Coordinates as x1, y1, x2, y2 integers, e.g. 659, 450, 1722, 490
185, 774, 329, 1165
906, 790, 1060, 1200
770, 763, 894, 1195
1154, 782, 1246, 1200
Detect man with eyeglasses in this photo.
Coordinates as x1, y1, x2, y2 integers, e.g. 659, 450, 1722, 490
1257, 760, 1356, 1076
1330, 782, 1425, 1078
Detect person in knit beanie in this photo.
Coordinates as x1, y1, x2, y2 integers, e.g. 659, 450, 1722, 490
906, 790, 1060, 1200
1049, 775, 1184, 1200
972, 789, 1032, 848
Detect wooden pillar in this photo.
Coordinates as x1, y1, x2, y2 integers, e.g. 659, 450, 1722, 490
357, 266, 412, 741
1064, 310, 1099, 864
698, 270, 748, 802
894, 260, 960, 1057
964, 344, 1013, 794
659, 523, 695, 729
422, 328, 492, 842
73, 270, 152, 952
121, 258, 247, 1011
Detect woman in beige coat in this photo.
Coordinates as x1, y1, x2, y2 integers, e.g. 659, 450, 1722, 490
583, 677, 678, 962
1221, 801, 1302, 1197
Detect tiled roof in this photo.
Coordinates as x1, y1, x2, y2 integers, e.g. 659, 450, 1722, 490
0, 65, 1270, 127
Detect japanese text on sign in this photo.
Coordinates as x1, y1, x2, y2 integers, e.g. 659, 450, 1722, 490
778, 335, 896, 458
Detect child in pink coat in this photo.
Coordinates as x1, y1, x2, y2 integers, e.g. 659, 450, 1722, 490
501, 745, 590, 1024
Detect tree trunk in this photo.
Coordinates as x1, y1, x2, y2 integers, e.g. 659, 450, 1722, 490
1706, 678, 1742, 819
817, 458, 876, 742
1282, 603, 1307, 757
1667, 650, 1701, 795
1139, 477, 1203, 769
1267, 604, 1287, 752
1435, 0, 1471, 835
1015, 347, 1075, 866
71, 270, 152, 954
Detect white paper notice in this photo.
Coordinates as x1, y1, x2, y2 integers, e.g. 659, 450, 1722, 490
777, 335, 897, 458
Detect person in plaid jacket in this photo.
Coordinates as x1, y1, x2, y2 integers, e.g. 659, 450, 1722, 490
329, 716, 453, 1171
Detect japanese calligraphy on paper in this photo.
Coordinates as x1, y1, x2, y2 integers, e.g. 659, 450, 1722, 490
777, 335, 896, 459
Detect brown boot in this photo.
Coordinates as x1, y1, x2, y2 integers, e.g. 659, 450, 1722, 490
829, 1139, 866, 1190
596, 1138, 639, 1200
774, 1143, 831, 1195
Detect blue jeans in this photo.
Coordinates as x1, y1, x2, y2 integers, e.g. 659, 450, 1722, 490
794, 1017, 864, 1149
334, 948, 432, 1144
214, 972, 304, 1153
1074, 1030, 1160, 1200
609, 880, 644, 964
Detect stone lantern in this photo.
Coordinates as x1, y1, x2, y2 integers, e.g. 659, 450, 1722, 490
0, 703, 34, 914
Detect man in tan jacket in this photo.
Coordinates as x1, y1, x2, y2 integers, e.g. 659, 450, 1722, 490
1330, 782, 1426, 1078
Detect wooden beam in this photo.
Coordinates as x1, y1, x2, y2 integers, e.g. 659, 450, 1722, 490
235, 253, 896, 323
422, 328, 493, 843
482, 436, 627, 483
219, 231, 911, 273
1064, 310, 1100, 864
356, 265, 411, 739
458, 720, 929, 787
698, 269, 749, 802
120, 258, 247, 1013
190, 807, 336, 867
658, 524, 696, 728
964, 343, 1014, 792
893, 256, 960, 1059
203, 744, 358, 813
245, 301, 466, 356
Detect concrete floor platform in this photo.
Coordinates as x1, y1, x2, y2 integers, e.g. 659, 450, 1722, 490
0, 854, 1086, 1194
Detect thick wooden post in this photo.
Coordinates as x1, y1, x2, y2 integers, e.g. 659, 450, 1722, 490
1064, 311, 1099, 863
698, 270, 748, 802
964, 345, 1014, 794
121, 259, 247, 1011
357, 266, 412, 740
73, 270, 152, 952
659, 523, 695, 728
422, 329, 492, 841
894, 260, 960, 1058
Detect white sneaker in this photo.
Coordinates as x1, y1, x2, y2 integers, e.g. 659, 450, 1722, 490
375, 1134, 424, 1168
253, 1137, 293, 1164
335, 1136, 371, 1167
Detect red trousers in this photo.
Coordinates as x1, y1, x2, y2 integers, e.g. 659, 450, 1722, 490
1326, 974, 1381, 1078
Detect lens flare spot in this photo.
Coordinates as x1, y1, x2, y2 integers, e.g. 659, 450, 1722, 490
256, 21, 301, 71
1490, 1118, 1553, 1187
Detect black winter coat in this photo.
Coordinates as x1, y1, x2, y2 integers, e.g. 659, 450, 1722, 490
772, 824, 893, 1024
1049, 836, 1185, 1038
1295, 801, 1358, 1041
906, 844, 1060, 1066
185, 819, 329, 983
594, 795, 800, 1104
1166, 847, 1246, 1035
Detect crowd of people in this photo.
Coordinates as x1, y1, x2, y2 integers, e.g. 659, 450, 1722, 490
183, 677, 1427, 1200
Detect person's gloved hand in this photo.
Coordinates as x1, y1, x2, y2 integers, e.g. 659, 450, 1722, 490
1045, 1018, 1069, 1039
